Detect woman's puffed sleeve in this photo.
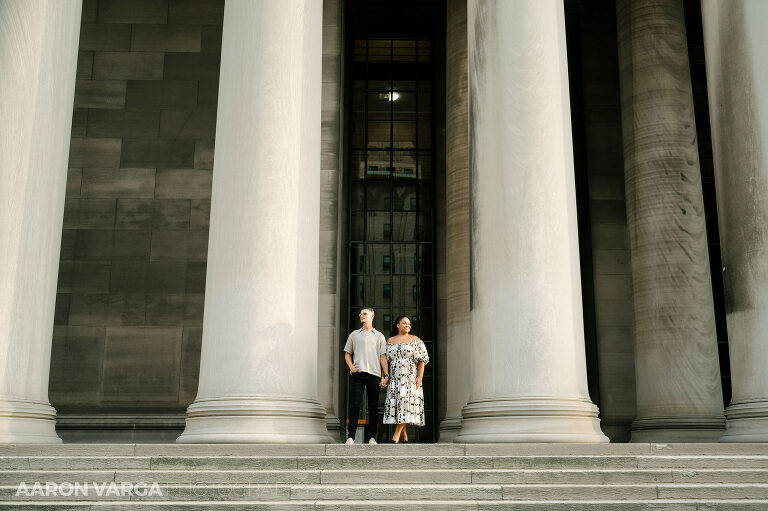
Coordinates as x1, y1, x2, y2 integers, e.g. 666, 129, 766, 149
414, 338, 429, 364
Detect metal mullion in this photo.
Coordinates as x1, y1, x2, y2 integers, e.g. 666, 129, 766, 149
428, 34, 437, 444
388, 38, 395, 331
363, 40, 370, 307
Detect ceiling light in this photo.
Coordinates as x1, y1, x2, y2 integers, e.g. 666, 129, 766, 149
378, 91, 400, 101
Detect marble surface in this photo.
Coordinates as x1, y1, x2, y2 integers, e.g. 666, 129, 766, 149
178, 0, 329, 443
0, 0, 82, 443
702, 0, 768, 442
615, 0, 724, 441
456, 0, 606, 443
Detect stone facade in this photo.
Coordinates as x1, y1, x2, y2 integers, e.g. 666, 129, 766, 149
51, 0, 223, 441
1, 0, 764, 444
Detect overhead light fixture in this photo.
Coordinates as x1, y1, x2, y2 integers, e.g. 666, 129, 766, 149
378, 91, 400, 101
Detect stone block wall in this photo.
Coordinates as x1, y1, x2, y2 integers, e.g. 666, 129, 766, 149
51, 0, 223, 441
576, 1, 637, 443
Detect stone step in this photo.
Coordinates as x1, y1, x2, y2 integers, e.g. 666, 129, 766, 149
4, 502, 768, 511
5, 454, 768, 471
3, 443, 768, 457
1, 468, 767, 485
4, 483, 768, 502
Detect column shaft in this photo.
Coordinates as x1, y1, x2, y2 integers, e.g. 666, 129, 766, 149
615, 0, 725, 442
455, 0, 606, 443
701, 0, 768, 442
439, 0, 471, 443
0, 0, 81, 443
317, 0, 344, 440
178, 0, 330, 443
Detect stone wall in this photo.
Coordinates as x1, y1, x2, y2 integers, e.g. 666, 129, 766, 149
575, 0, 637, 442
51, 0, 223, 441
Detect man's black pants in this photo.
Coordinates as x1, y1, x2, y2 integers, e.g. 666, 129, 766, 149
347, 371, 380, 441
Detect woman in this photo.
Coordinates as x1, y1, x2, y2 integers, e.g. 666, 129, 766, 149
383, 316, 429, 443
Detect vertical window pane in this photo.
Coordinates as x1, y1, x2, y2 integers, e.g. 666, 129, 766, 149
366, 211, 390, 241
370, 274, 391, 307
368, 244, 390, 275
393, 244, 417, 275
393, 121, 417, 149
419, 244, 432, 275
366, 181, 390, 211
351, 150, 366, 180
418, 152, 431, 179
393, 183, 417, 211
350, 181, 364, 211
366, 150, 390, 178
368, 39, 391, 61
353, 40, 366, 62
351, 212, 365, 241
393, 92, 417, 121
351, 243, 365, 274
368, 120, 391, 148
393, 276, 419, 308
392, 211, 416, 242
392, 151, 416, 179
350, 276, 364, 307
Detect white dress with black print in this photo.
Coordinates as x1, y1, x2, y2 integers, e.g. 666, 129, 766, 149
383, 338, 429, 426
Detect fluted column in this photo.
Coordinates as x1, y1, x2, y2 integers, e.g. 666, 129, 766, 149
178, 0, 330, 443
701, 0, 768, 442
455, 0, 607, 443
0, 0, 81, 443
317, 0, 344, 440
615, 0, 725, 442
439, 0, 471, 443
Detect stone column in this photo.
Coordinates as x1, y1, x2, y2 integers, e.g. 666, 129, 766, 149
177, 0, 330, 443
455, 0, 607, 443
0, 0, 81, 443
318, 0, 344, 440
615, 0, 725, 442
439, 0, 472, 443
701, 0, 768, 442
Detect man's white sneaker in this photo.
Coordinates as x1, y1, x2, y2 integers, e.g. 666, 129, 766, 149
345, 438, 354, 445
368, 438, 377, 445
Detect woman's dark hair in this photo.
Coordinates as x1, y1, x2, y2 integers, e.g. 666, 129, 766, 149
390, 316, 408, 338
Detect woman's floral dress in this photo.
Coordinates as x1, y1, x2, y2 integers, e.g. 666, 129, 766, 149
383, 338, 430, 426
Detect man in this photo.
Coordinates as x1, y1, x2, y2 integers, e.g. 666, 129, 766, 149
344, 306, 389, 445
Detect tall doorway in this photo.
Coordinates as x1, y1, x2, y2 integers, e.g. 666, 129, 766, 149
344, 0, 444, 442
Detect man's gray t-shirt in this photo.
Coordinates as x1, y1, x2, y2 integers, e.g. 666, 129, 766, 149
344, 328, 386, 377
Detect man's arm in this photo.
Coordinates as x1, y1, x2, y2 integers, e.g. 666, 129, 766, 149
379, 353, 389, 387
344, 351, 358, 373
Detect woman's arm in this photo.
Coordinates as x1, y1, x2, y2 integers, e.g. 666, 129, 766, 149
415, 361, 425, 389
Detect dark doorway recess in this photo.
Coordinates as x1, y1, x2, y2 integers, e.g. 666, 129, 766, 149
343, 0, 445, 443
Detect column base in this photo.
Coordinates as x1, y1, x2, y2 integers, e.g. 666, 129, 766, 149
325, 413, 344, 443
438, 415, 463, 443
455, 397, 608, 443
0, 399, 61, 444
630, 416, 726, 442
720, 399, 768, 442
177, 395, 332, 443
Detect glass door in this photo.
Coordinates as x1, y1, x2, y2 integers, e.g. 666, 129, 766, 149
348, 38, 436, 442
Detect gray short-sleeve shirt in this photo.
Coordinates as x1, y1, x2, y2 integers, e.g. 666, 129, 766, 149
343, 328, 387, 377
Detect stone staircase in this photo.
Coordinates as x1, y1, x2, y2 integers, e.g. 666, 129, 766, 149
1, 443, 768, 509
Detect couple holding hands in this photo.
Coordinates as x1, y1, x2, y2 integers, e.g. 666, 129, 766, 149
344, 306, 429, 444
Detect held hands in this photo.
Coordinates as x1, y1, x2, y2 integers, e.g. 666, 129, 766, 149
379, 374, 390, 388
